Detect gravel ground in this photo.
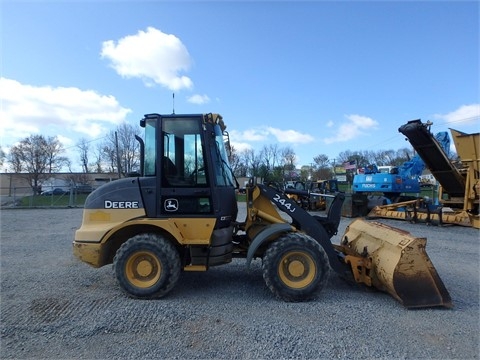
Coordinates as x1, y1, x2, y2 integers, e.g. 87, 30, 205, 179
1, 206, 479, 360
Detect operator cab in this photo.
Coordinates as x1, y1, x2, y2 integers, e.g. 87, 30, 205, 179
138, 113, 238, 229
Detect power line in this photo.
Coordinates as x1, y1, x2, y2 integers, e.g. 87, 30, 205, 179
431, 115, 480, 128
362, 115, 479, 151
62, 135, 108, 151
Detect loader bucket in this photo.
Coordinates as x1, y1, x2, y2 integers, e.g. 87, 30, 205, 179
339, 219, 452, 308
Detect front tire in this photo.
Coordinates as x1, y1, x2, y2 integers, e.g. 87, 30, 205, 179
262, 232, 330, 302
113, 233, 181, 299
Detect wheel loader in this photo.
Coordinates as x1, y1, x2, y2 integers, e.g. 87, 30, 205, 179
73, 113, 451, 308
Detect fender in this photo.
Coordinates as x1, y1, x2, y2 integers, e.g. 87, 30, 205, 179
255, 184, 348, 274
246, 223, 292, 268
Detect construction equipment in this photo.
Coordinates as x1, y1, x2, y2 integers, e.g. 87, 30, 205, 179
352, 159, 423, 201
352, 131, 451, 207
284, 179, 339, 211
368, 119, 479, 228
73, 113, 452, 308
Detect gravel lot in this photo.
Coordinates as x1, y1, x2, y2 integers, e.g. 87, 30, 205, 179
1, 206, 479, 359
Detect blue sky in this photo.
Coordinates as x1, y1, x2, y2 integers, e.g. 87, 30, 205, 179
1, 0, 479, 172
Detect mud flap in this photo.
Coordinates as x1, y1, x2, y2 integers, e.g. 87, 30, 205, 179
339, 219, 452, 308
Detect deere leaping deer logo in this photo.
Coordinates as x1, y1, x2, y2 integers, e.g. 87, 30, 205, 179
164, 199, 179, 212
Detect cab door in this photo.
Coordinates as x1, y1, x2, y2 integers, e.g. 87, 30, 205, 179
158, 116, 213, 217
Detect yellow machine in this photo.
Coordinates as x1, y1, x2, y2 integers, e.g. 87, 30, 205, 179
73, 113, 452, 308
285, 179, 339, 211
368, 119, 479, 228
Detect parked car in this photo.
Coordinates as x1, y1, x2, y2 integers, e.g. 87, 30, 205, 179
42, 188, 69, 196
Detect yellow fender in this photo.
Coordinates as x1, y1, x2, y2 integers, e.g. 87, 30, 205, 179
339, 219, 452, 308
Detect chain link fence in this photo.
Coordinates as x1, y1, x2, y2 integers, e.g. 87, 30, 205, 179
0, 185, 89, 208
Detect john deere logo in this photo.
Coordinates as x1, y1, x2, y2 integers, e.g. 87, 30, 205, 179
164, 199, 178, 212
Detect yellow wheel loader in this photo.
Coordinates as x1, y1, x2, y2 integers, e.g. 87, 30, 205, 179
73, 113, 451, 308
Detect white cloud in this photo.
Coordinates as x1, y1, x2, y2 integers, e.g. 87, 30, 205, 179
0, 77, 131, 144
101, 27, 194, 91
347, 114, 378, 128
229, 129, 269, 142
266, 127, 314, 143
230, 127, 314, 144
326, 120, 334, 128
187, 94, 210, 105
230, 141, 252, 153
323, 114, 379, 144
57, 135, 74, 148
433, 104, 480, 126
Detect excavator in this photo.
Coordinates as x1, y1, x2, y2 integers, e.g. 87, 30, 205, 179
73, 113, 451, 308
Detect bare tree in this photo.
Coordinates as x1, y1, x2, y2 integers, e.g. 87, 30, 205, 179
0, 146, 5, 168
93, 143, 104, 173
281, 146, 297, 180
77, 138, 90, 173
372, 149, 396, 166
103, 123, 141, 176
337, 150, 368, 168
313, 154, 329, 168
260, 144, 281, 175
45, 138, 68, 173
228, 145, 246, 177
241, 148, 263, 178
393, 147, 415, 166
8, 135, 67, 194
101, 144, 116, 173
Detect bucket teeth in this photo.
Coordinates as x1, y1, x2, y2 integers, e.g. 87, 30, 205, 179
339, 219, 452, 308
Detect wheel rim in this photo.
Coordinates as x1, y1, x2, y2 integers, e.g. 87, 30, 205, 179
125, 251, 162, 288
278, 251, 316, 289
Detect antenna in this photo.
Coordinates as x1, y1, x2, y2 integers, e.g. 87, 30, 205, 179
172, 93, 175, 114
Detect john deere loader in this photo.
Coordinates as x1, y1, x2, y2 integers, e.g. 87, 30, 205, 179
73, 113, 451, 308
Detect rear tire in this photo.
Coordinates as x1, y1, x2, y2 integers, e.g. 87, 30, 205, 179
113, 233, 181, 299
262, 232, 330, 302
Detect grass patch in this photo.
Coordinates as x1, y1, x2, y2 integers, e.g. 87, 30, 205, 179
20, 194, 89, 207
236, 193, 246, 202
